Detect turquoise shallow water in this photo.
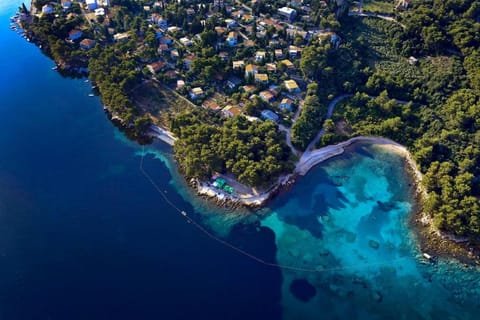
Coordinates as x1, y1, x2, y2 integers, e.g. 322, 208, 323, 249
262, 143, 480, 319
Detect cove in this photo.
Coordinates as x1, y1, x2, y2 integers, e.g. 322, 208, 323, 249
261, 142, 480, 319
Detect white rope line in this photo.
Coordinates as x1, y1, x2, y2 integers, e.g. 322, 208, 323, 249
139, 145, 410, 273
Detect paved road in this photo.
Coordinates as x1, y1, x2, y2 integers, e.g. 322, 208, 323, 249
304, 94, 352, 153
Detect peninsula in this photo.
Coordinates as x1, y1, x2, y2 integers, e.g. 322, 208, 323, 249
15, 0, 480, 253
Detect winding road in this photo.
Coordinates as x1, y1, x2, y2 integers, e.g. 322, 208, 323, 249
304, 94, 353, 153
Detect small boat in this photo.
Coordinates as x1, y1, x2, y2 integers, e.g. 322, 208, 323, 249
88, 94, 94, 97
52, 66, 58, 70
181, 211, 187, 216
84, 79, 89, 83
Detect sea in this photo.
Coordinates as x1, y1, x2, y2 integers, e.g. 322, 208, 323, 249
0, 1, 479, 319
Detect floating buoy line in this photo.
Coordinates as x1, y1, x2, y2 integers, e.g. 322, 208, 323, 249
139, 146, 409, 273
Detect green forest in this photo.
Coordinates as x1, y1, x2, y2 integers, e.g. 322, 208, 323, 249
324, 0, 480, 238
172, 114, 294, 187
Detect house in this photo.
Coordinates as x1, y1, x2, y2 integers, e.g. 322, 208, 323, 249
289, 45, 300, 58
245, 64, 258, 78
266, 63, 277, 72
160, 36, 173, 45
152, 14, 167, 29
242, 85, 256, 94
170, 49, 179, 60
61, 0, 72, 10
180, 37, 193, 46
215, 26, 227, 35
232, 60, 245, 70
255, 51, 266, 62
147, 61, 167, 74
275, 49, 284, 59
227, 77, 242, 90
255, 73, 269, 84
284, 80, 300, 93
222, 105, 243, 118
86, 0, 98, 11
278, 7, 297, 21
242, 14, 254, 23
158, 44, 170, 55
167, 26, 180, 33
280, 59, 295, 69
243, 40, 255, 48
280, 98, 294, 111
190, 87, 204, 100
176, 80, 185, 90
226, 31, 237, 46
225, 18, 237, 29
80, 38, 96, 50
184, 55, 196, 70
259, 90, 275, 103
69, 29, 83, 41
94, 8, 105, 16
113, 32, 130, 42
261, 110, 279, 122
41, 4, 54, 14
202, 99, 221, 111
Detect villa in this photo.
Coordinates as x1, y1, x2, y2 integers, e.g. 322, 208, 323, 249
68, 29, 83, 41
245, 64, 258, 78
284, 80, 300, 93
190, 87, 204, 100
261, 110, 279, 122
255, 73, 269, 84
226, 32, 237, 46
80, 39, 96, 50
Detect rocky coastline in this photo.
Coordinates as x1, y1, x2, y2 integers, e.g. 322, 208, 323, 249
16, 6, 479, 263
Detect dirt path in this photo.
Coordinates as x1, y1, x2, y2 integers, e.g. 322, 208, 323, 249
348, 11, 406, 28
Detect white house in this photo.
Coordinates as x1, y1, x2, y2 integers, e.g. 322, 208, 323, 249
180, 37, 192, 46
113, 32, 130, 42
61, 0, 72, 10
255, 51, 266, 62
278, 7, 297, 21
94, 8, 105, 16
41, 4, 54, 14
190, 87, 204, 100
86, 0, 98, 11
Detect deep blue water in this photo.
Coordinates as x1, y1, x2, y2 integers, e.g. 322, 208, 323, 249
2, 1, 480, 319
0, 2, 281, 319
